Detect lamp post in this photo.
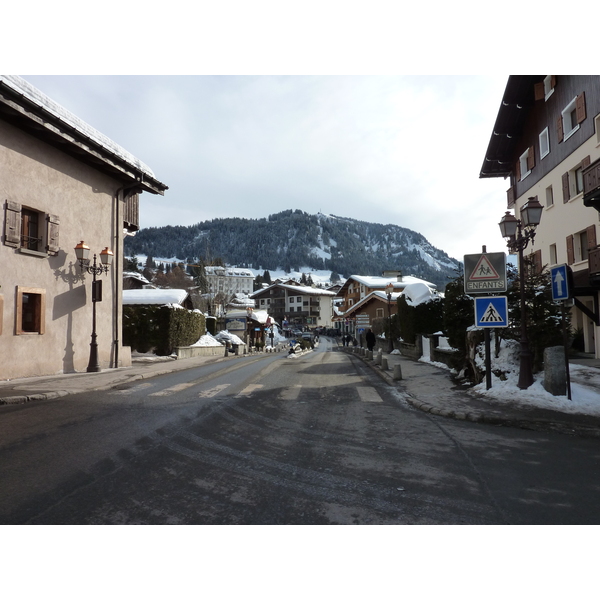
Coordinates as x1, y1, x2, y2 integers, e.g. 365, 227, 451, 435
498, 196, 543, 389
385, 282, 394, 353
75, 241, 113, 372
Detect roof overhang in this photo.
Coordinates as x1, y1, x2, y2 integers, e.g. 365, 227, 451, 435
0, 76, 168, 195
480, 75, 542, 179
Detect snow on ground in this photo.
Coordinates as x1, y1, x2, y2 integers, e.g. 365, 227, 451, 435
420, 339, 600, 417
191, 332, 224, 347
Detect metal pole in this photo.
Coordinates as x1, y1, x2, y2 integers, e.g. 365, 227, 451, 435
517, 233, 534, 389
562, 302, 572, 400
87, 255, 101, 373
484, 329, 492, 390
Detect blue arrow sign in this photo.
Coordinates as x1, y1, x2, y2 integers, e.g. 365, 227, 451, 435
474, 296, 508, 328
550, 264, 570, 301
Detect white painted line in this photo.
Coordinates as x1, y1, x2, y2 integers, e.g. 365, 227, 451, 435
357, 386, 383, 403
235, 384, 264, 398
198, 384, 231, 398
279, 385, 302, 401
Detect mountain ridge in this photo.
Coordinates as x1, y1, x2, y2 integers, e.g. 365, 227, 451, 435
124, 210, 461, 290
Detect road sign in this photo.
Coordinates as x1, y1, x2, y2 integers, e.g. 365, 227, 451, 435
464, 252, 507, 294
550, 264, 571, 301
474, 296, 508, 328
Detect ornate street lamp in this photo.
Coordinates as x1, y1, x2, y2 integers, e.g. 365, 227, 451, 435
498, 196, 543, 389
75, 241, 113, 372
385, 282, 394, 353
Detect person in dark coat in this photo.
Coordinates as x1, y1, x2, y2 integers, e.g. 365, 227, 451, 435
365, 328, 376, 351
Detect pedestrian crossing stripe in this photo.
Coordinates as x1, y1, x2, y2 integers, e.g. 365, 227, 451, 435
469, 254, 500, 280
474, 296, 508, 328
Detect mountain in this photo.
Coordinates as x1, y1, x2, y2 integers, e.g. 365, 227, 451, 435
124, 210, 461, 290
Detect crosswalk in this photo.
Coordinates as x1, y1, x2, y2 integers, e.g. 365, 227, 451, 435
110, 381, 383, 403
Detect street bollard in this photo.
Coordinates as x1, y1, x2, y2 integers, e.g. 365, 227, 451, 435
393, 364, 403, 380
374, 353, 381, 365
381, 357, 388, 370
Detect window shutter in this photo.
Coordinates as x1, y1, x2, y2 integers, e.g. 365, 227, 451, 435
507, 186, 515, 208
534, 82, 544, 101
582, 155, 591, 169
576, 92, 586, 124
557, 115, 564, 143
527, 146, 535, 171
587, 224, 597, 250
532, 249, 542, 274
515, 159, 521, 181
4, 200, 21, 247
566, 235, 575, 265
562, 172, 570, 202
550, 75, 557, 89
46, 214, 60, 255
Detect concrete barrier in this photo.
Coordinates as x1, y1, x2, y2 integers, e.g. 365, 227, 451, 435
381, 357, 388, 370
393, 364, 403, 380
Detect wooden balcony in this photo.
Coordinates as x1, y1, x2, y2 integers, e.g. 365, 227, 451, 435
583, 159, 600, 212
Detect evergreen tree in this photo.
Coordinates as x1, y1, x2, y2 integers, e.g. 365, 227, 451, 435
263, 270, 272, 284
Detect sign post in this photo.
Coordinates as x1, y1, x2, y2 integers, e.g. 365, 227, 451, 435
551, 264, 573, 400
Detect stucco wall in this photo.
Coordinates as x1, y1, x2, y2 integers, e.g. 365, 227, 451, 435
0, 119, 127, 379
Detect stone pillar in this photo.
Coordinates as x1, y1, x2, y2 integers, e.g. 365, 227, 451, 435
543, 346, 566, 396
393, 364, 403, 380
381, 357, 388, 370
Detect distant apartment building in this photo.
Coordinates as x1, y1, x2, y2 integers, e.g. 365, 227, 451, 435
204, 266, 255, 296
250, 282, 336, 330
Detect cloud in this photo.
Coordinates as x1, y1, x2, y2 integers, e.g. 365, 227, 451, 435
22, 74, 510, 261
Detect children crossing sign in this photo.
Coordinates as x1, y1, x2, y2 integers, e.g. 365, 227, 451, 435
474, 296, 508, 328
464, 252, 507, 293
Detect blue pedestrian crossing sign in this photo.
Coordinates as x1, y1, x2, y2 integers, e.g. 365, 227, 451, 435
550, 264, 571, 301
474, 296, 508, 328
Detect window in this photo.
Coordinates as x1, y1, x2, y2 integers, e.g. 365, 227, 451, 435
535, 76, 556, 101
539, 127, 550, 159
517, 146, 534, 181
290, 297, 294, 303
558, 94, 586, 143
549, 244, 557, 265
16, 286, 46, 335
3, 201, 60, 256
567, 226, 597, 264
545, 185, 554, 207
562, 157, 591, 202
376, 308, 384, 318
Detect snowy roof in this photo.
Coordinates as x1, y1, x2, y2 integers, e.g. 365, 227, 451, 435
0, 75, 167, 195
123, 271, 151, 284
346, 274, 436, 289
250, 282, 336, 298
205, 266, 255, 277
123, 288, 189, 305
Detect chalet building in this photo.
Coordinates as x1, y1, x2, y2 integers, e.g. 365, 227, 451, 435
204, 266, 255, 297
0, 75, 167, 380
481, 75, 600, 358
249, 282, 336, 330
336, 272, 437, 314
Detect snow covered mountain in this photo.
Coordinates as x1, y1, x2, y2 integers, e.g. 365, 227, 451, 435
124, 210, 461, 289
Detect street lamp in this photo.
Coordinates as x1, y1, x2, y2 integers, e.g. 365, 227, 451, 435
385, 282, 394, 353
75, 241, 113, 372
498, 196, 543, 389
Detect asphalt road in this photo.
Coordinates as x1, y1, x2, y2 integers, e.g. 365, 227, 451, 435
2, 337, 600, 524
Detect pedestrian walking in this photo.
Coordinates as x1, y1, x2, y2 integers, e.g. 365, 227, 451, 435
366, 328, 376, 352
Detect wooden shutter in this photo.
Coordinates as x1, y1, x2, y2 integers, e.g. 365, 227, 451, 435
4, 200, 21, 247
566, 235, 575, 265
562, 172, 570, 202
534, 82, 544, 101
515, 159, 521, 181
527, 146, 535, 171
557, 115, 564, 143
582, 155, 591, 169
531, 249, 542, 274
587, 224, 597, 250
46, 214, 60, 255
507, 186, 515, 208
576, 92, 586, 124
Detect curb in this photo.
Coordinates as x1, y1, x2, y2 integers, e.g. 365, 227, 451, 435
345, 348, 600, 439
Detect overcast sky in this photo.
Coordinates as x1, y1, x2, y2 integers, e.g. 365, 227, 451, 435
22, 74, 511, 262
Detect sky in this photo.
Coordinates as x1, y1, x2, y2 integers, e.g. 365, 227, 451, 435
20, 74, 510, 262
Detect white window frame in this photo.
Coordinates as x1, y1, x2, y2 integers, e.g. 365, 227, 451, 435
549, 244, 557, 265
519, 148, 531, 181
539, 127, 550, 159
543, 76, 555, 101
562, 97, 580, 141
545, 185, 554, 207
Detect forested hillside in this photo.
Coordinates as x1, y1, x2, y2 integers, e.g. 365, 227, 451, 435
124, 210, 461, 289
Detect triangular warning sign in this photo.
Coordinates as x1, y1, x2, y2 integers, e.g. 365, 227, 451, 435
469, 255, 500, 280
480, 303, 504, 322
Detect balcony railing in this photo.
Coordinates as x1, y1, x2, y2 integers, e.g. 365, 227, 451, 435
583, 159, 600, 212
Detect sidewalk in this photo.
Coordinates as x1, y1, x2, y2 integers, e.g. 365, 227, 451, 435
342, 346, 600, 439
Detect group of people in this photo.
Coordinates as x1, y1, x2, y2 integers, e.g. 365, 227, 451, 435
342, 329, 377, 351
